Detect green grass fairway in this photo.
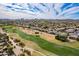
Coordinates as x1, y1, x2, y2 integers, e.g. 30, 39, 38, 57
3, 26, 79, 56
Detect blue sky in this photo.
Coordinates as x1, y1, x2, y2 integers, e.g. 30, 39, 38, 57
0, 3, 79, 19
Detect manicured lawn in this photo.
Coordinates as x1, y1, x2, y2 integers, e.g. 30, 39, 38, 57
4, 26, 79, 56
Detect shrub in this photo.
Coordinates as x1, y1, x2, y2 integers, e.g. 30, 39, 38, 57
19, 53, 25, 56
12, 29, 16, 33
2, 28, 5, 30
35, 35, 40, 37
35, 31, 39, 34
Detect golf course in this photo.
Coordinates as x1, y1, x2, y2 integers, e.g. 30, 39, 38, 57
2, 25, 79, 56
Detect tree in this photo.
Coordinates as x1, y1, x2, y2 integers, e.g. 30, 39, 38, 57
19, 42, 25, 47
55, 35, 68, 42
77, 37, 79, 41
23, 49, 31, 56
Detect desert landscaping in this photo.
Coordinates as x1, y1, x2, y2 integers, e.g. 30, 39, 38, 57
0, 19, 79, 56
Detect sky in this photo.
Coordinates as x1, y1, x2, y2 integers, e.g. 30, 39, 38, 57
0, 3, 79, 19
